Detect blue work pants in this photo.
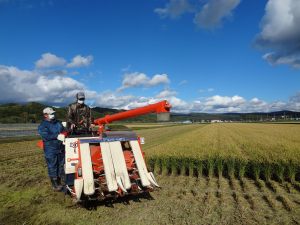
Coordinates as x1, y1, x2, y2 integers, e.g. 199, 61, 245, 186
44, 150, 65, 178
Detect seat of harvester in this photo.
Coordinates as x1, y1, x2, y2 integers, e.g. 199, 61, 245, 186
69, 130, 94, 138
102, 131, 137, 139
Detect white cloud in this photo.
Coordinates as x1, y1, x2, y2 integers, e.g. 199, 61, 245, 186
1, 60, 300, 113
150, 74, 170, 85
0, 65, 96, 105
94, 90, 300, 114
263, 52, 300, 69
95, 91, 191, 113
290, 92, 300, 103
193, 95, 300, 113
0, 64, 183, 111
156, 89, 177, 98
193, 0, 241, 29
166, 96, 190, 113
199, 88, 215, 93
250, 97, 265, 105
94, 91, 300, 114
67, 55, 93, 68
93, 87, 190, 113
287, 92, 300, 111
118, 72, 170, 91
155, 0, 241, 29
257, 0, 300, 43
204, 95, 246, 109
35, 53, 94, 69
121, 64, 131, 72
44, 69, 68, 76
35, 53, 66, 69
178, 80, 188, 86
95, 92, 138, 109
154, 0, 194, 19
255, 0, 300, 68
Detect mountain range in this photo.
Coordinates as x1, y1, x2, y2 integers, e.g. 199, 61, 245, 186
0, 102, 299, 123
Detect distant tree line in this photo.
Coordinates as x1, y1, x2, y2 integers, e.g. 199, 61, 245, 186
0, 102, 299, 123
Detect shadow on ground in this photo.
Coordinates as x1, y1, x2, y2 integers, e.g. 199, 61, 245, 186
80, 192, 155, 210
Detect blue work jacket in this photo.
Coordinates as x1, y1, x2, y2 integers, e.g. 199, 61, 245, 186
38, 119, 64, 154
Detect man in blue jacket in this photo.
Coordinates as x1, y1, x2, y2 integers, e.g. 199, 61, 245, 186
38, 107, 65, 191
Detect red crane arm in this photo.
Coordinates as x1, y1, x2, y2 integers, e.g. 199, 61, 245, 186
94, 100, 171, 125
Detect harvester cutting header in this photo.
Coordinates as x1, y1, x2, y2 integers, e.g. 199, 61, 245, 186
60, 100, 171, 202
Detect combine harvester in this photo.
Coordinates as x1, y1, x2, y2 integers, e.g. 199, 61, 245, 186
63, 100, 171, 202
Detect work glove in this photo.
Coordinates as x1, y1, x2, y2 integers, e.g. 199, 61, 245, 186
57, 131, 68, 144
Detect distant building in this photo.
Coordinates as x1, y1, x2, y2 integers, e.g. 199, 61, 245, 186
211, 120, 223, 123
182, 120, 192, 124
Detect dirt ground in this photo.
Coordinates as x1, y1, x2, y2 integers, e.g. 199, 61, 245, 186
1, 140, 300, 225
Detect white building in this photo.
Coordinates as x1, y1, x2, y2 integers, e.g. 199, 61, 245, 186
211, 120, 223, 123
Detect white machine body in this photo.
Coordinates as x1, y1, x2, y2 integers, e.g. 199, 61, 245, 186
64, 135, 158, 201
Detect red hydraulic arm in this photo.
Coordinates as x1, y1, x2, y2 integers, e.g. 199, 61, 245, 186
94, 100, 171, 125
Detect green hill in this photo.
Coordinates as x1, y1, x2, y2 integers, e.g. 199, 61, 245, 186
0, 102, 156, 124
0, 102, 105, 123
0, 102, 299, 123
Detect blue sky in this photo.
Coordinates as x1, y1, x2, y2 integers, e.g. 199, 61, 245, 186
0, 0, 299, 113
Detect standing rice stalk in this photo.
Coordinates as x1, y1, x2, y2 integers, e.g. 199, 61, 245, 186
154, 157, 162, 175
196, 160, 203, 178
263, 163, 272, 182
275, 162, 285, 183
160, 157, 168, 176
253, 162, 261, 181
216, 157, 223, 178
226, 158, 235, 179
170, 157, 179, 176
139, 123, 300, 182
237, 159, 246, 179
287, 162, 296, 183
180, 158, 188, 176
207, 158, 215, 178
147, 157, 155, 172
188, 159, 195, 177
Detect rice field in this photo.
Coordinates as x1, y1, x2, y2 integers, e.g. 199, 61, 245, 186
123, 123, 167, 128
137, 123, 300, 183
1, 123, 300, 224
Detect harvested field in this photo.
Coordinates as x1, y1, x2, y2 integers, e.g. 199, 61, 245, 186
0, 124, 38, 138
0, 123, 300, 224
124, 123, 167, 128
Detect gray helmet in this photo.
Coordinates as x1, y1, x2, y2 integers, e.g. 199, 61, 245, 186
76, 92, 85, 99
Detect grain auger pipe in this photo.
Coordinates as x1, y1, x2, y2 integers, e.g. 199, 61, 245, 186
94, 100, 172, 133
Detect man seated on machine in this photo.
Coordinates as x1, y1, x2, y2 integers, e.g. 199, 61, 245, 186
67, 92, 94, 136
